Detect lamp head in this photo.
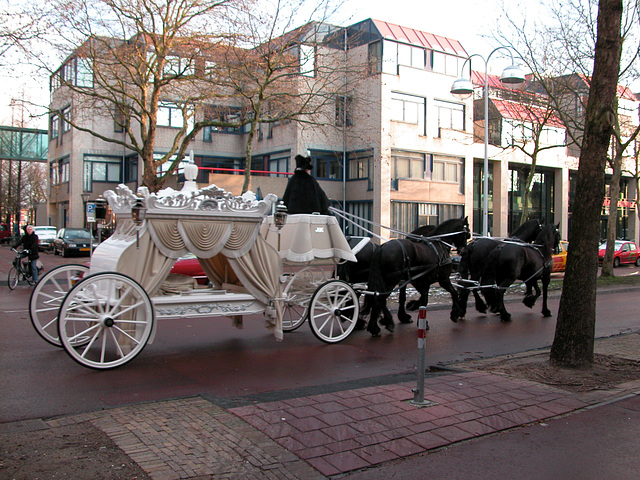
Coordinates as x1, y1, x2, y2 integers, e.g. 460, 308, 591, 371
500, 64, 526, 86
274, 201, 288, 229
450, 77, 474, 100
131, 198, 146, 226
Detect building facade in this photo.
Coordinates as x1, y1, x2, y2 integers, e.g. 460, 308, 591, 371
46, 18, 640, 244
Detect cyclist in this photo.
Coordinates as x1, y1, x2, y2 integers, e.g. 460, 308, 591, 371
12, 225, 40, 283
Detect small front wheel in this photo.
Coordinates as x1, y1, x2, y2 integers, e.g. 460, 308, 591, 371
308, 280, 359, 344
7, 266, 18, 290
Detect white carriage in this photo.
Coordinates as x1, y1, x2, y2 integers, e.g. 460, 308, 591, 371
29, 179, 361, 370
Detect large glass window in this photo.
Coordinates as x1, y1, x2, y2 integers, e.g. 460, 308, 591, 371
345, 201, 373, 237
391, 201, 464, 238
157, 102, 194, 129
431, 155, 463, 185
335, 95, 352, 127
368, 41, 382, 74
507, 166, 555, 234
311, 151, 342, 180
50, 114, 59, 139
61, 106, 71, 133
267, 152, 290, 178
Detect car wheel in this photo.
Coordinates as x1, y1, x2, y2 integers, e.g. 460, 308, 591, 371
62, 247, 68, 258
613, 257, 620, 268
635, 257, 640, 267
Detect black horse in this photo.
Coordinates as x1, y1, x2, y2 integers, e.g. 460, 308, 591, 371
337, 225, 436, 329
479, 223, 560, 322
456, 219, 542, 319
365, 216, 470, 336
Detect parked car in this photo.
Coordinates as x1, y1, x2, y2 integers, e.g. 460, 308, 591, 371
169, 253, 209, 285
33, 226, 58, 251
53, 228, 96, 257
598, 240, 640, 267
551, 241, 569, 273
0, 222, 10, 243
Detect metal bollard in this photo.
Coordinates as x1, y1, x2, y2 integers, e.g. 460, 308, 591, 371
410, 307, 430, 406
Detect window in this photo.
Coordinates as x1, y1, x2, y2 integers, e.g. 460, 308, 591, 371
200, 156, 242, 180
83, 156, 122, 191
59, 161, 69, 183
391, 150, 425, 188
310, 151, 342, 180
368, 41, 382, 74
124, 156, 137, 183
61, 106, 71, 133
391, 92, 426, 130
432, 51, 464, 76
157, 102, 193, 129
397, 43, 425, 69
391, 201, 464, 237
203, 106, 243, 138
163, 55, 194, 77
76, 58, 93, 87
348, 150, 372, 181
335, 95, 352, 127
50, 114, 59, 139
114, 105, 128, 133
300, 44, 315, 77
267, 153, 289, 178
435, 99, 465, 131
345, 201, 373, 236
431, 155, 463, 184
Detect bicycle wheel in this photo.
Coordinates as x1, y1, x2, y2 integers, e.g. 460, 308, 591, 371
7, 266, 18, 290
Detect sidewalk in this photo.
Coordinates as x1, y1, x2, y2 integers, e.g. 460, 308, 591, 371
2, 333, 639, 479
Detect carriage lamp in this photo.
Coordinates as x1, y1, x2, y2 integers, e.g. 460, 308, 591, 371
273, 201, 288, 251
274, 201, 288, 229
131, 198, 146, 226
131, 197, 146, 249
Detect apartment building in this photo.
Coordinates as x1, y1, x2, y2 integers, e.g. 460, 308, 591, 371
46, 18, 640, 243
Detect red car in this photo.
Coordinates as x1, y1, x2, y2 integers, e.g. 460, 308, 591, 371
170, 253, 209, 285
598, 240, 640, 267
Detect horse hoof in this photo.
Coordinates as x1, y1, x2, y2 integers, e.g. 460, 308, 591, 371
501, 315, 512, 323
543, 310, 552, 318
398, 317, 413, 324
384, 323, 395, 333
476, 306, 487, 314
369, 330, 381, 337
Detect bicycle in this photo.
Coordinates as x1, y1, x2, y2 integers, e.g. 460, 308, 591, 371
8, 248, 37, 289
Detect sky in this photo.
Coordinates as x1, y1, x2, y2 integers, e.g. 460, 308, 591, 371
0, 0, 507, 129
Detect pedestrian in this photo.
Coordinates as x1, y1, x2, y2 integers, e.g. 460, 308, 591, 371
282, 154, 331, 215
13, 225, 40, 283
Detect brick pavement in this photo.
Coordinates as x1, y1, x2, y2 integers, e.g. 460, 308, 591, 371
36, 333, 640, 479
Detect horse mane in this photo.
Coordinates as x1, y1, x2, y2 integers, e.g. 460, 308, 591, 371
510, 218, 540, 240
430, 216, 467, 236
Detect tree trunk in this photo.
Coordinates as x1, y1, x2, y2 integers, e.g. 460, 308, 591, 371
601, 149, 623, 277
550, 0, 622, 368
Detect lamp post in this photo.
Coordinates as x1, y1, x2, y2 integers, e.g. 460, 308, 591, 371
451, 47, 525, 237
81, 193, 90, 228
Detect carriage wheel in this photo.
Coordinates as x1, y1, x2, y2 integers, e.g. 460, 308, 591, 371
308, 280, 359, 344
7, 266, 18, 290
57, 272, 154, 370
281, 268, 318, 332
29, 264, 90, 347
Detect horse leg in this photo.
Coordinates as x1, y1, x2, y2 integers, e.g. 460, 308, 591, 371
438, 276, 462, 323
522, 280, 540, 308
356, 294, 371, 330
493, 279, 514, 322
381, 301, 395, 332
472, 271, 488, 314
367, 297, 383, 337
541, 274, 552, 317
397, 286, 413, 324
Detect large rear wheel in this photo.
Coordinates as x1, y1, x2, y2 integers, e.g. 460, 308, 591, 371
29, 264, 90, 347
308, 280, 359, 343
58, 272, 154, 370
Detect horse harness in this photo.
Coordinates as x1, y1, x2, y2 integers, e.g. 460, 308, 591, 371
391, 237, 453, 291
488, 241, 553, 290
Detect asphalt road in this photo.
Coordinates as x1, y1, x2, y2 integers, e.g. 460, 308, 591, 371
1, 246, 639, 423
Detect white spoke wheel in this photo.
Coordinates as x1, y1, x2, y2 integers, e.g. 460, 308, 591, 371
7, 266, 18, 290
308, 280, 359, 343
281, 268, 318, 332
29, 264, 90, 347
58, 272, 154, 370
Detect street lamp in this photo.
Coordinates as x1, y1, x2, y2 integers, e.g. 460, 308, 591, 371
81, 193, 90, 228
451, 47, 525, 237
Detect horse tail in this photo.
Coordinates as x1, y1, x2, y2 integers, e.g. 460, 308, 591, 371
367, 244, 387, 295
480, 247, 501, 307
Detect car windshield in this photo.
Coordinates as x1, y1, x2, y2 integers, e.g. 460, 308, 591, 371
599, 241, 625, 249
64, 229, 91, 239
